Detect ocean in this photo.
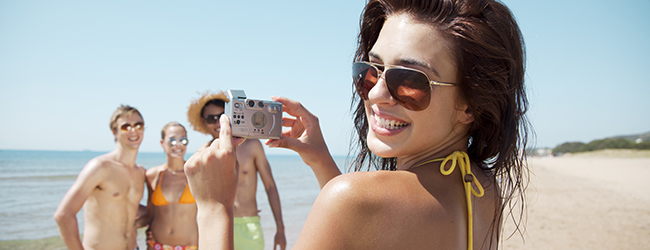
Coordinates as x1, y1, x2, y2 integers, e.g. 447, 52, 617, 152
0, 149, 352, 249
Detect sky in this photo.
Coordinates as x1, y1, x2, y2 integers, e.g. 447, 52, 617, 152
1, 0, 649, 156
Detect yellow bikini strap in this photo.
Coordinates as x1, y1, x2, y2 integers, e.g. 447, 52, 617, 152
414, 151, 484, 250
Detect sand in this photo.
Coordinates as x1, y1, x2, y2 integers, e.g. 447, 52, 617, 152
0, 228, 148, 250
501, 152, 650, 249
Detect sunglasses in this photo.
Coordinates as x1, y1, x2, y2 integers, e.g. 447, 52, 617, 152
352, 61, 456, 111
204, 112, 224, 124
120, 122, 144, 132
168, 137, 189, 147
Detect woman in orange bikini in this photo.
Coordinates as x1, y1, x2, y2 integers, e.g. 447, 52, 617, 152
143, 122, 198, 250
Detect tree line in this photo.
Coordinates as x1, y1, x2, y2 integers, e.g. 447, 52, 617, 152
552, 138, 650, 156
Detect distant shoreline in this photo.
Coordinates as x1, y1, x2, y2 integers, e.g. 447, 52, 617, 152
555, 148, 650, 158
0, 236, 66, 250
4, 148, 649, 158
0, 149, 351, 158
0, 229, 148, 250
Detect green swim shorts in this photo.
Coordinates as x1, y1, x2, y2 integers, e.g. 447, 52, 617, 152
234, 216, 264, 250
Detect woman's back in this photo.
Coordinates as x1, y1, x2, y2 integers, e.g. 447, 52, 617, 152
294, 161, 498, 250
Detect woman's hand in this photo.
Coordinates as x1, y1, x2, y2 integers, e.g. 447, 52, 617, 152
184, 114, 244, 249
185, 114, 245, 209
266, 96, 341, 188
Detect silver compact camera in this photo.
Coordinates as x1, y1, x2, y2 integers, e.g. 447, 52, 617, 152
225, 89, 282, 139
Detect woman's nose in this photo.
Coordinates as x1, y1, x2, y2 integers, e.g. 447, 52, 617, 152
367, 75, 397, 106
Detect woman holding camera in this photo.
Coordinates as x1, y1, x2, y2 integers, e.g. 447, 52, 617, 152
184, 0, 530, 249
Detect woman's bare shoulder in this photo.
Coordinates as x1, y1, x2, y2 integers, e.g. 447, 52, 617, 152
295, 172, 402, 249
145, 165, 164, 182
296, 171, 464, 249
318, 171, 433, 214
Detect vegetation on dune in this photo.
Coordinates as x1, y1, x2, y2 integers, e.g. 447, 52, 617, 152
552, 132, 650, 156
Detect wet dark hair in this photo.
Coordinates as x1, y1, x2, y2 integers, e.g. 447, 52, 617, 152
350, 0, 531, 248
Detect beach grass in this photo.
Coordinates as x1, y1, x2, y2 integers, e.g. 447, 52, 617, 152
0, 236, 66, 250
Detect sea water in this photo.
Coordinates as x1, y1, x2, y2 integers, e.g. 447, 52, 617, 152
0, 150, 351, 249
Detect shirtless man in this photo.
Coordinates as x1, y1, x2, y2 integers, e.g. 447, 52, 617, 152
187, 91, 286, 250
54, 105, 147, 250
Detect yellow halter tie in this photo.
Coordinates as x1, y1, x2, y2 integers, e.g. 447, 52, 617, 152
413, 151, 485, 250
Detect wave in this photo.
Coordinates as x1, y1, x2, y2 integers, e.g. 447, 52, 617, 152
0, 175, 78, 181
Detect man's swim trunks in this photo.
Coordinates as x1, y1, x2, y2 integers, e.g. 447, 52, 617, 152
147, 239, 198, 250
234, 216, 264, 250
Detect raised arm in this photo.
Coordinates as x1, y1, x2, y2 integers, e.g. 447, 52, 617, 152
252, 141, 286, 250
184, 115, 245, 250
53, 159, 108, 250
266, 96, 341, 188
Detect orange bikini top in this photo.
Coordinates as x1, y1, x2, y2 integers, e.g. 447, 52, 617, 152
151, 171, 195, 206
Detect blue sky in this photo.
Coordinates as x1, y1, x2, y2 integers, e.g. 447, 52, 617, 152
1, 0, 649, 156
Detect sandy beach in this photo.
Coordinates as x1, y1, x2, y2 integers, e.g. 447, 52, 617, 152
2, 150, 649, 250
502, 150, 650, 249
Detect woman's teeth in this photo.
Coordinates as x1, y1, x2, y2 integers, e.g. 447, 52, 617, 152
375, 115, 408, 130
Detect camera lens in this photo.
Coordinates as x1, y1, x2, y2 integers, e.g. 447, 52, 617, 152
248, 100, 255, 107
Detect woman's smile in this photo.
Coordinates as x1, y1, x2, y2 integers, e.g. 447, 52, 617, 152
370, 112, 410, 136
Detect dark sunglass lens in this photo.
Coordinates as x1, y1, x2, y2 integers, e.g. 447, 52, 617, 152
120, 124, 130, 131
206, 115, 218, 124
205, 113, 224, 124
352, 62, 378, 100
180, 138, 188, 146
385, 68, 431, 111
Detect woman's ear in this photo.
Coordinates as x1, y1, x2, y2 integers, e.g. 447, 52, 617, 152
160, 139, 164, 147
458, 105, 475, 125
